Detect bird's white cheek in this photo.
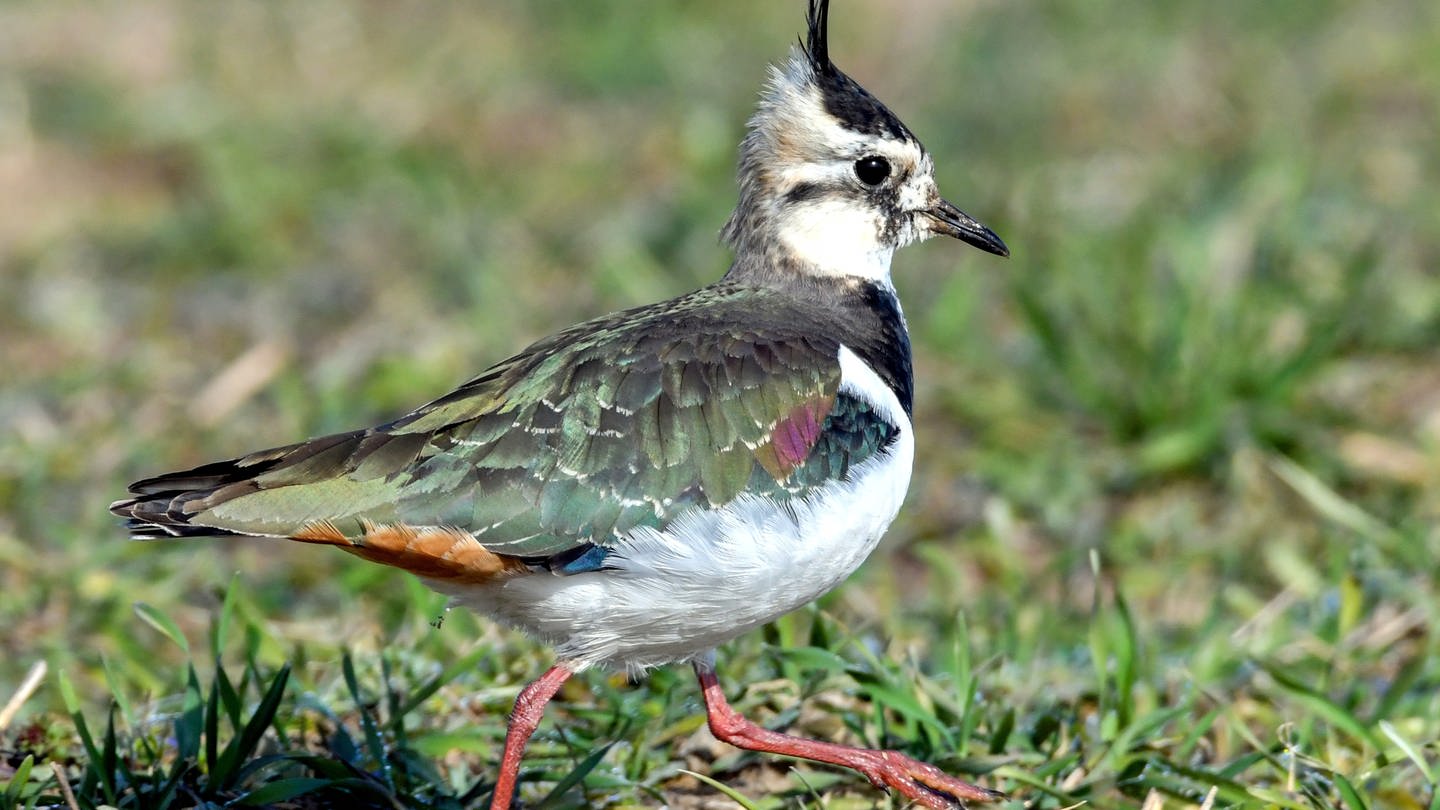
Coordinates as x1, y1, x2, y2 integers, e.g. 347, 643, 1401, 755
777, 200, 894, 281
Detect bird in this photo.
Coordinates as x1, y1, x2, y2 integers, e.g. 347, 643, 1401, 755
111, 1, 1009, 807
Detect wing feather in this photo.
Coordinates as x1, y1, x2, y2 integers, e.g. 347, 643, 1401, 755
112, 285, 901, 569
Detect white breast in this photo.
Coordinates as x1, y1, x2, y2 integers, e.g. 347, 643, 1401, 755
433, 345, 914, 672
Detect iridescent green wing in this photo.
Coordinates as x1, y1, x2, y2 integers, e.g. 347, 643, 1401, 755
156, 286, 895, 561
389, 330, 839, 556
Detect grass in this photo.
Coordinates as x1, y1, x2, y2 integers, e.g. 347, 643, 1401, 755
2, 0, 1439, 806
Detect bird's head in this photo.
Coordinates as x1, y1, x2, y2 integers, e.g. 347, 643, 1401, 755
723, 0, 1007, 284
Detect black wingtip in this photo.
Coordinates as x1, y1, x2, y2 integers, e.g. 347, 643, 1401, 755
805, 0, 834, 75
110, 493, 245, 539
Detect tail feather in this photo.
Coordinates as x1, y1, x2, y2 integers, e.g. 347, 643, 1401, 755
111, 447, 297, 538
110, 429, 382, 538
109, 494, 246, 539
110, 432, 530, 584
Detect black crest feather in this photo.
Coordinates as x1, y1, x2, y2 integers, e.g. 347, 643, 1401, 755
805, 0, 834, 75
797, 0, 912, 141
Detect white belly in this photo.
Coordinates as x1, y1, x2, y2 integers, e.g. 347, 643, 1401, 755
433, 346, 913, 671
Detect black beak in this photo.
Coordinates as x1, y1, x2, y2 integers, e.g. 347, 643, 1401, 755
925, 198, 1009, 257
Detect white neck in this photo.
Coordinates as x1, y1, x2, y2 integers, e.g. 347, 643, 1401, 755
775, 198, 896, 282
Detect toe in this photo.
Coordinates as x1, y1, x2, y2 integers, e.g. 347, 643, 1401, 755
875, 752, 1003, 807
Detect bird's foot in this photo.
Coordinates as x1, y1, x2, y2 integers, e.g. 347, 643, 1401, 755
851, 748, 1004, 809
694, 664, 1003, 808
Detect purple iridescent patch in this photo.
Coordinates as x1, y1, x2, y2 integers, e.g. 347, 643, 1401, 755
771, 400, 824, 470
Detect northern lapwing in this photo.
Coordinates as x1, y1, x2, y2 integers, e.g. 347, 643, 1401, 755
113, 2, 1009, 806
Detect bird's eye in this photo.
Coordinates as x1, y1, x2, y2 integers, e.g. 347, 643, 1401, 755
853, 155, 891, 186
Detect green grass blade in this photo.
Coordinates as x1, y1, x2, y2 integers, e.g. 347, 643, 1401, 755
852, 675, 955, 747
205, 664, 222, 781
133, 601, 190, 655
98, 656, 134, 736
1269, 456, 1397, 544
100, 706, 121, 803
676, 769, 761, 810
213, 573, 241, 660
1331, 772, 1370, 810
1111, 587, 1139, 727
342, 652, 391, 784
1125, 757, 1269, 807
55, 669, 80, 716
235, 776, 332, 805
772, 645, 850, 676
174, 664, 204, 762
397, 645, 494, 717
154, 760, 191, 810
57, 671, 114, 804
990, 706, 1015, 754
216, 659, 243, 729
215, 663, 291, 791
2, 754, 34, 806
1379, 720, 1436, 785
1260, 662, 1384, 752
1175, 704, 1223, 761
237, 663, 292, 760
534, 741, 615, 809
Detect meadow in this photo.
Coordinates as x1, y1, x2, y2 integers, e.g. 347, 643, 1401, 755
2, 0, 1438, 807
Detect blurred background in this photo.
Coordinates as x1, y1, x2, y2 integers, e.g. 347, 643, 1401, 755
2, 0, 1438, 805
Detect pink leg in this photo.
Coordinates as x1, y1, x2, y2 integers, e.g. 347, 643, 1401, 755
695, 663, 1004, 809
489, 663, 574, 810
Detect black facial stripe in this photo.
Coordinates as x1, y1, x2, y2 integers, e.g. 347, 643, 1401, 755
784, 182, 826, 205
